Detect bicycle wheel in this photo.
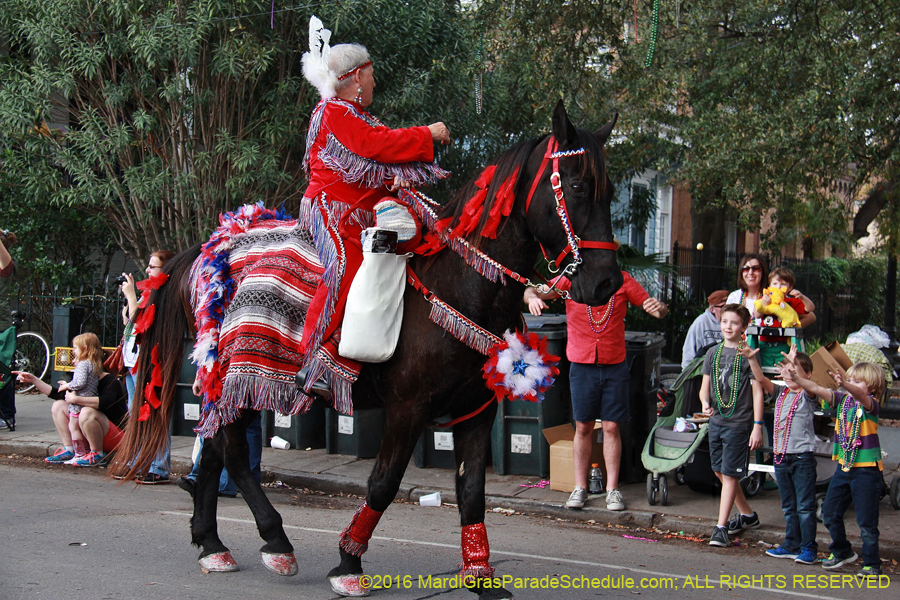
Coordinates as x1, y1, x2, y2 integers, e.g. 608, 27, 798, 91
13, 332, 51, 393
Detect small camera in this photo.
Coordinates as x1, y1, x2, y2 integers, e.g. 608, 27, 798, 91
113, 275, 128, 286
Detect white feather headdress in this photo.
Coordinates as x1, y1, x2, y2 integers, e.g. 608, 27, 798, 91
302, 15, 337, 100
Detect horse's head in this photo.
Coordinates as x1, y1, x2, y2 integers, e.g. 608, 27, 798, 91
524, 101, 623, 306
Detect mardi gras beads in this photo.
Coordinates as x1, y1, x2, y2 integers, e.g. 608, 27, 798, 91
712, 341, 744, 417
586, 295, 615, 333
836, 394, 864, 472
773, 387, 800, 464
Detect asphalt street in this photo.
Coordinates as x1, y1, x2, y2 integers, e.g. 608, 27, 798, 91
1, 456, 897, 600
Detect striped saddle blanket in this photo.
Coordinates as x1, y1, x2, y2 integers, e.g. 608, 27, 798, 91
191, 206, 360, 437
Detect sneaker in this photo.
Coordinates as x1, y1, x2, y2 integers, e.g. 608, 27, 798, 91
175, 476, 195, 498
766, 546, 799, 559
136, 473, 170, 485
606, 488, 625, 511
709, 526, 731, 547
794, 548, 817, 565
45, 448, 75, 464
73, 452, 105, 467
822, 552, 858, 570
566, 486, 587, 509
726, 512, 760, 534
64, 454, 84, 465
856, 565, 882, 579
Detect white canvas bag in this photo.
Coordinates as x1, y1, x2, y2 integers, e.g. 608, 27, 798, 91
338, 241, 410, 363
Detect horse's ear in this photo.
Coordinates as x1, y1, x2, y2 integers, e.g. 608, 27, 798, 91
551, 100, 578, 146
594, 112, 619, 146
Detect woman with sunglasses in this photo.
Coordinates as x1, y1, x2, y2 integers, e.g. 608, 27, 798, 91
726, 253, 769, 324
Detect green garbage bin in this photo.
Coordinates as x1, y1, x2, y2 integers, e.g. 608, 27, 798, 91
262, 398, 326, 450
619, 331, 665, 483
490, 314, 569, 478
413, 425, 457, 469
325, 407, 385, 458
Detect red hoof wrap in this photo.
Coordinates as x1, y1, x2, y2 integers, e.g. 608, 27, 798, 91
339, 502, 383, 556
460, 523, 494, 579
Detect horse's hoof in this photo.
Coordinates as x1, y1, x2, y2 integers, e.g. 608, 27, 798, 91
261, 551, 298, 576
199, 551, 239, 573
329, 574, 370, 597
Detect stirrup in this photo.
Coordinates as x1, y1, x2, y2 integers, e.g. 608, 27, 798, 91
295, 367, 332, 398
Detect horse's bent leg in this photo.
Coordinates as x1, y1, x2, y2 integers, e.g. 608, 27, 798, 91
328, 403, 427, 597
222, 412, 296, 576
454, 405, 514, 599
191, 431, 237, 572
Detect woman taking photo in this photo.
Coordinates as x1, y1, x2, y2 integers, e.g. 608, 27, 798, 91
119, 249, 175, 483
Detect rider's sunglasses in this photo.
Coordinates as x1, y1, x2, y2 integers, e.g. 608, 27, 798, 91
741, 265, 762, 273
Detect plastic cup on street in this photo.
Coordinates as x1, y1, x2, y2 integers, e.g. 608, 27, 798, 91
419, 492, 441, 507
270, 436, 291, 450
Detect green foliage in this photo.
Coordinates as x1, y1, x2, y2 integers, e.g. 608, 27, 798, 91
818, 257, 850, 290
0, 0, 497, 265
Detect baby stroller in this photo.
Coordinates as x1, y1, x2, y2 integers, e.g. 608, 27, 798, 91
641, 354, 710, 505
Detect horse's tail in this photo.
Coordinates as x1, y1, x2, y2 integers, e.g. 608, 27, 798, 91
110, 244, 202, 480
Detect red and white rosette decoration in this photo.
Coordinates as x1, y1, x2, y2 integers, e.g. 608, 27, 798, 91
482, 330, 559, 402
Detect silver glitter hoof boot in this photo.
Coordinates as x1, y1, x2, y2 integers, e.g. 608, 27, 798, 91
199, 551, 239, 573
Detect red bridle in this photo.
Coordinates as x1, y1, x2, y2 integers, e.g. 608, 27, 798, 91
523, 137, 618, 293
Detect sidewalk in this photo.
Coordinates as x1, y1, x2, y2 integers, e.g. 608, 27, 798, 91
4, 392, 900, 560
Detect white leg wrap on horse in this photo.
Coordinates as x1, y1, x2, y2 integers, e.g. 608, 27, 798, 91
199, 551, 239, 573
329, 574, 371, 597
260, 551, 299, 576
374, 200, 417, 242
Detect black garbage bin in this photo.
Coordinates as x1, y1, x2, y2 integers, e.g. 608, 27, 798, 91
490, 314, 569, 478
619, 331, 666, 483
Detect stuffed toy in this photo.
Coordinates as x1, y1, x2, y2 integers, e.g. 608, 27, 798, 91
754, 286, 801, 328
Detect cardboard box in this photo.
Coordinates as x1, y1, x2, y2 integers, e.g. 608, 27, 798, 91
809, 341, 853, 392
542, 423, 606, 493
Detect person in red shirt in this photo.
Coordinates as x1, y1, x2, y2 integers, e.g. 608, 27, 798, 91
299, 17, 451, 364
525, 270, 667, 510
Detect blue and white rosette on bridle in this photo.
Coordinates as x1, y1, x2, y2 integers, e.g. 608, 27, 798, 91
483, 331, 560, 402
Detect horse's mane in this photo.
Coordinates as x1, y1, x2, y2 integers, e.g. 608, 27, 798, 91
440, 127, 609, 247
110, 244, 201, 480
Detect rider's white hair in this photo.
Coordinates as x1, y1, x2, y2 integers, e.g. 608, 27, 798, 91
301, 15, 371, 99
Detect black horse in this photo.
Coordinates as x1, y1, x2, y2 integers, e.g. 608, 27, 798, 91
112, 101, 622, 599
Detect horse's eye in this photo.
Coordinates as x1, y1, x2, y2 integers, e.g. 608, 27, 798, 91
571, 182, 584, 194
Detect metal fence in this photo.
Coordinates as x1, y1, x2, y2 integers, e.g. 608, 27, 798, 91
10, 279, 127, 352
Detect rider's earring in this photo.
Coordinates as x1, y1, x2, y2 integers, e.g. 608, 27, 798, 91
354, 87, 363, 104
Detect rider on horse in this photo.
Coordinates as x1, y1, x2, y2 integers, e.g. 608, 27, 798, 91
298, 16, 451, 383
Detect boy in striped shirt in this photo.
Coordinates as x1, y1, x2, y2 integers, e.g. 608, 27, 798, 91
784, 361, 885, 579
